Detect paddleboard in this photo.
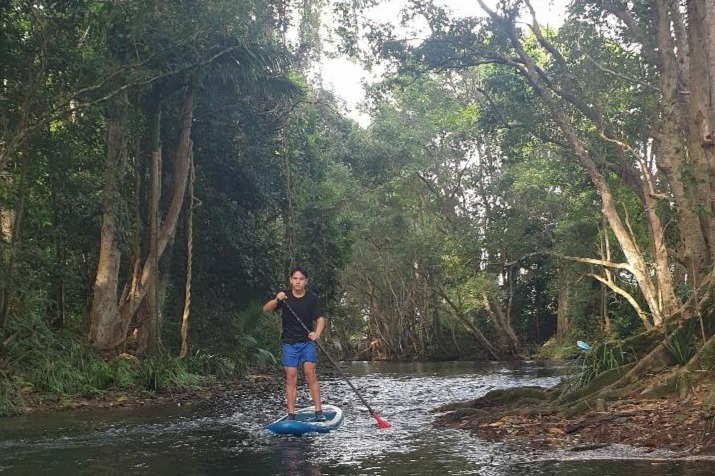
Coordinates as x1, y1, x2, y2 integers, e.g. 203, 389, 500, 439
264, 404, 344, 435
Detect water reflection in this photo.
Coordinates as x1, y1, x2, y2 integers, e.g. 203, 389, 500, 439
277, 440, 322, 476
506, 459, 715, 476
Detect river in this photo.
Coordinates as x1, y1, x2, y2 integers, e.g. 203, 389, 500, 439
0, 361, 713, 475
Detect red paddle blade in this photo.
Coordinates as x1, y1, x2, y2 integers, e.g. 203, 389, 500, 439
371, 412, 391, 429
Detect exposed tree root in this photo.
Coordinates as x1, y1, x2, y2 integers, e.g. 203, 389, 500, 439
434, 328, 715, 453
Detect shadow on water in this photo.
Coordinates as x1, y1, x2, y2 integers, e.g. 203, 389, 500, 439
1, 361, 713, 475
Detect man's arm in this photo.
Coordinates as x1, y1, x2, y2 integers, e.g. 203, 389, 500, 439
309, 316, 325, 341
262, 291, 286, 313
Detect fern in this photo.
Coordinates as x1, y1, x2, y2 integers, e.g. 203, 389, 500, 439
231, 300, 278, 368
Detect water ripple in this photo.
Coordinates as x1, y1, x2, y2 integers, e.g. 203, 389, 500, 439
0, 361, 713, 475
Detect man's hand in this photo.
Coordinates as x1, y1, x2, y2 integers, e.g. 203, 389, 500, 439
263, 291, 287, 313
308, 331, 321, 341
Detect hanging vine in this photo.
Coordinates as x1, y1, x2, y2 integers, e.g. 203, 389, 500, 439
179, 149, 197, 359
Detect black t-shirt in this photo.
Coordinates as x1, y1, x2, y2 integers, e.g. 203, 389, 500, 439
279, 290, 323, 344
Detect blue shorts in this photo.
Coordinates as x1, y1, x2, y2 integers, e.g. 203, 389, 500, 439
282, 342, 318, 368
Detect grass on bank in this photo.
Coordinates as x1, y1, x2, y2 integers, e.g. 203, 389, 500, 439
0, 303, 280, 418
0, 344, 249, 417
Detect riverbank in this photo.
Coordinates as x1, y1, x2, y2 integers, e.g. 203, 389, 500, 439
9, 361, 715, 459
10, 373, 283, 417
434, 380, 715, 456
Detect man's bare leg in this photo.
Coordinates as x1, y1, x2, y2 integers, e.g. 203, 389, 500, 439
285, 366, 298, 415
303, 362, 322, 412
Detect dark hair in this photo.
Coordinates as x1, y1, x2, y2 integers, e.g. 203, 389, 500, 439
289, 266, 308, 278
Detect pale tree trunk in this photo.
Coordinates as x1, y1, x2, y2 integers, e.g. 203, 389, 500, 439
361, 272, 391, 360
90, 80, 196, 352
476, 1, 681, 326
656, 0, 712, 293
556, 277, 570, 339
483, 292, 519, 356
89, 94, 129, 349
682, 0, 715, 276
704, 2, 715, 257
137, 262, 172, 354
436, 286, 499, 360
575, 142, 666, 325
178, 153, 195, 359
487, 5, 669, 327
639, 160, 678, 316
599, 222, 613, 335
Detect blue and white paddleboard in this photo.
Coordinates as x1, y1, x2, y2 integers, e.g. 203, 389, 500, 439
264, 404, 344, 435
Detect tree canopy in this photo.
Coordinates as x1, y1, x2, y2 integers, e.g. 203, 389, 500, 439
1, 0, 715, 415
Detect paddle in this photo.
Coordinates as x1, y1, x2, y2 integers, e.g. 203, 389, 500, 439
280, 299, 391, 429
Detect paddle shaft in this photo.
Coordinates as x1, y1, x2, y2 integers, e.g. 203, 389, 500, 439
280, 300, 380, 416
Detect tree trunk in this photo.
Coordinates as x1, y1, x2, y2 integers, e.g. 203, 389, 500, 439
656, 0, 711, 294
556, 278, 570, 339
476, 0, 679, 327
146, 92, 161, 355
437, 287, 500, 359
683, 0, 715, 274
118, 81, 196, 339
89, 94, 129, 349
484, 292, 520, 356
0, 148, 29, 330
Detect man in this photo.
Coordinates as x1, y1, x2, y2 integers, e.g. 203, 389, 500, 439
263, 266, 326, 421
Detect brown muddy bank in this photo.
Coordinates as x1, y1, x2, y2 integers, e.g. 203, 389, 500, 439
434, 380, 715, 456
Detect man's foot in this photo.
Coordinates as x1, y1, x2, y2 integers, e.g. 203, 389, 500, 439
286, 413, 296, 420
314, 411, 326, 422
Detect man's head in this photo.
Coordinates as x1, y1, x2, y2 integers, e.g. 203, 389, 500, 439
289, 266, 308, 294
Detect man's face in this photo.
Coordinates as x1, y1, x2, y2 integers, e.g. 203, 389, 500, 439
290, 271, 307, 293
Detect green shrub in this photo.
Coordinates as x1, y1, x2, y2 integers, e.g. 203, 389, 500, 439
663, 320, 698, 365
567, 341, 634, 390
538, 332, 588, 360
107, 355, 140, 388
0, 301, 268, 412
230, 301, 278, 371
138, 353, 203, 392
30, 341, 110, 397
184, 350, 236, 378
0, 375, 22, 417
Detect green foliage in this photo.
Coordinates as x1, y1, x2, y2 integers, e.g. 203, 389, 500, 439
107, 356, 140, 389
25, 338, 206, 396
30, 341, 110, 396
184, 351, 237, 379
3, 0, 707, 386
663, 321, 698, 366
230, 301, 279, 370
568, 342, 635, 391
137, 353, 203, 392
537, 331, 589, 360
0, 376, 23, 418
0, 302, 259, 415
